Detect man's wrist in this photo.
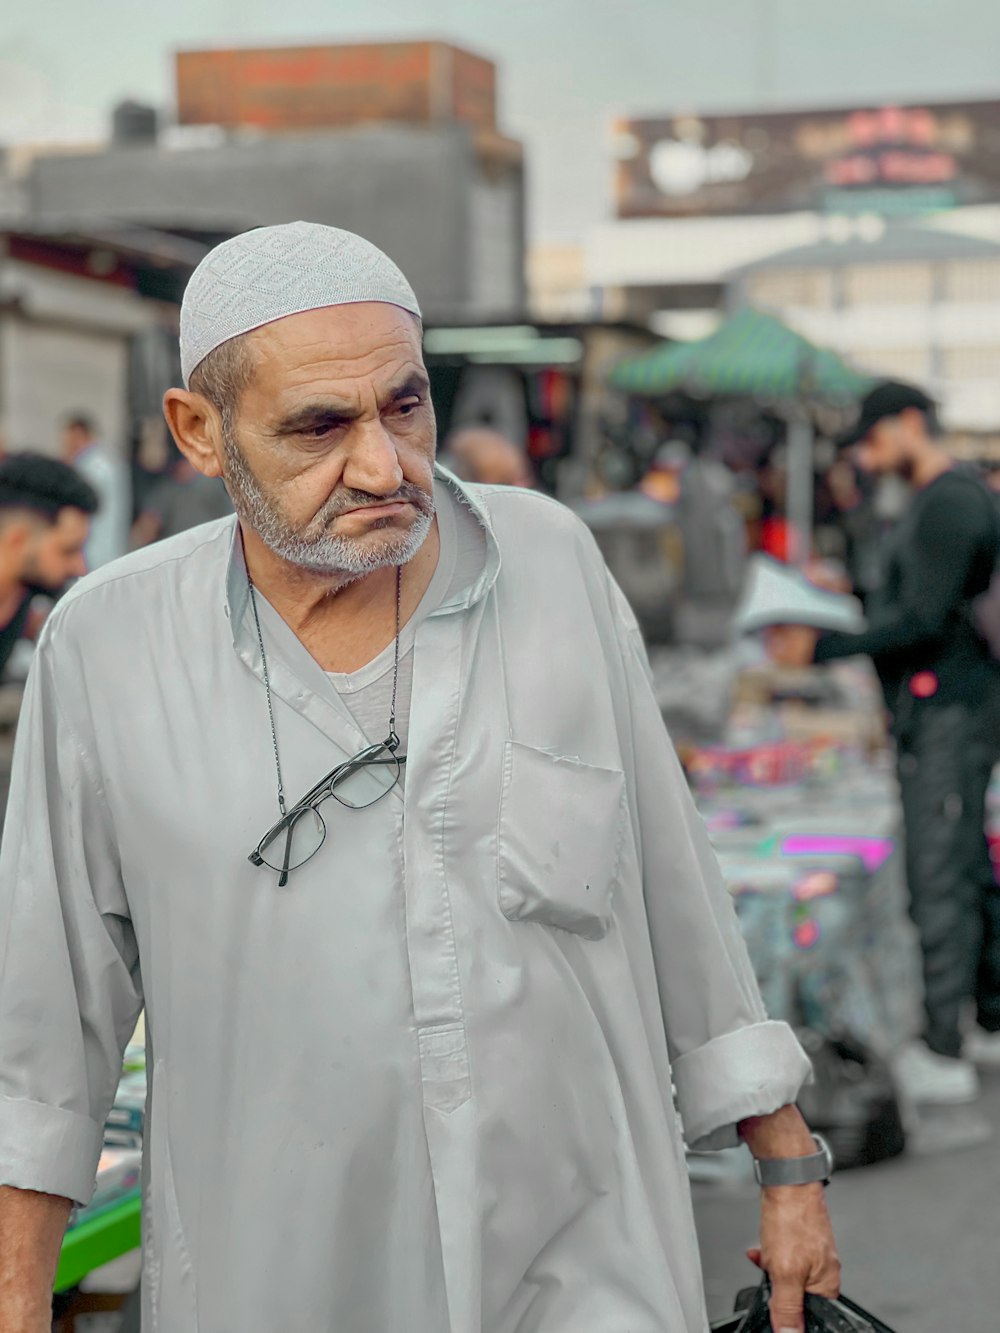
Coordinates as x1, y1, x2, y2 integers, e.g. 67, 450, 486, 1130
752, 1133, 834, 1188
760, 1179, 826, 1200
739, 1103, 817, 1159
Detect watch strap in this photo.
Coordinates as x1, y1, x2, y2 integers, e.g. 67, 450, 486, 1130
753, 1133, 834, 1187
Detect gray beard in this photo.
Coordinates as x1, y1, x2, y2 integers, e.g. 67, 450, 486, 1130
222, 427, 434, 577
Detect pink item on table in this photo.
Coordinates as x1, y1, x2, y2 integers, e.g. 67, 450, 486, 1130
781, 835, 894, 874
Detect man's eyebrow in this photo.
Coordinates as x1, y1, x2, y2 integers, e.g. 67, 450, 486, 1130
271, 401, 357, 434
384, 372, 430, 403
272, 374, 430, 435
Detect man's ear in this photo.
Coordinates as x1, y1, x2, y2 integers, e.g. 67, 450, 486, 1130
2, 517, 34, 559
163, 389, 225, 480
899, 406, 928, 437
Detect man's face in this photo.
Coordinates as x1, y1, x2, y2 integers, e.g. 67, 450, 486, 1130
220, 303, 437, 577
852, 412, 917, 479
62, 425, 91, 457
454, 430, 533, 488
22, 508, 90, 593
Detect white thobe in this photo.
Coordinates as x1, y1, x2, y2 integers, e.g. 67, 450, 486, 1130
0, 469, 809, 1331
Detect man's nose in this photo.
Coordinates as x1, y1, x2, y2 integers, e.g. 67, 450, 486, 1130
341, 422, 405, 496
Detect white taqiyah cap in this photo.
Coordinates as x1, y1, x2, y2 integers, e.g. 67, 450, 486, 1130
180, 220, 422, 386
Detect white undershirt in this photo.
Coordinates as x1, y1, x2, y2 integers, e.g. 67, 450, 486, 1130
325, 484, 485, 780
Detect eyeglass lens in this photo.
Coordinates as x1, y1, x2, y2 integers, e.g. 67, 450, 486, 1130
256, 806, 327, 875
331, 751, 402, 809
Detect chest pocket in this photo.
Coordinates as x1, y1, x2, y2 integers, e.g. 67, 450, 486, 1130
497, 740, 627, 940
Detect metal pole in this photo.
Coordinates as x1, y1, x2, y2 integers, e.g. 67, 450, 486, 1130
786, 412, 814, 567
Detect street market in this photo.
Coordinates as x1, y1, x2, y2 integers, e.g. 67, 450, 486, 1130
2, 8, 1000, 1333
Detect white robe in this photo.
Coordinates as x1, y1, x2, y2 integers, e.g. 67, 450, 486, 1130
0, 469, 809, 1331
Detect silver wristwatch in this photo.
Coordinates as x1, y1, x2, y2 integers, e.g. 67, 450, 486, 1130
752, 1133, 834, 1188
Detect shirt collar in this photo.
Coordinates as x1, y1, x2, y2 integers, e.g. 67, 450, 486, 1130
431, 463, 501, 612
225, 461, 501, 647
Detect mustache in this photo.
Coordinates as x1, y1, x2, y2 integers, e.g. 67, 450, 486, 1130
314, 482, 435, 524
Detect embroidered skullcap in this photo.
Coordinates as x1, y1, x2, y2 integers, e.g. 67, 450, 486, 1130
180, 221, 422, 386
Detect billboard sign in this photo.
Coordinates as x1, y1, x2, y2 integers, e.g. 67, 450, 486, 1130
614, 100, 1000, 218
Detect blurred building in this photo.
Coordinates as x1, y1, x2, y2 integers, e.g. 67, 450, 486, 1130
13, 41, 525, 324
732, 225, 1000, 436
526, 243, 594, 322
587, 98, 1000, 440
0, 225, 202, 462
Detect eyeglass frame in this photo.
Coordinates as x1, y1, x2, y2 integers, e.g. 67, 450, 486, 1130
248, 732, 406, 887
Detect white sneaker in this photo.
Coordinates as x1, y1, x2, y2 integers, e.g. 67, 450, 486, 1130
963, 1024, 1000, 1069
893, 1041, 980, 1106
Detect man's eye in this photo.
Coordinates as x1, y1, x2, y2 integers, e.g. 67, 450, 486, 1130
395, 399, 422, 417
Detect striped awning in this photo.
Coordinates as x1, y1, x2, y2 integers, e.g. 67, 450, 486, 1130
609, 307, 873, 404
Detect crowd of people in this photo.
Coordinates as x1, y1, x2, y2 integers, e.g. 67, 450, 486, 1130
626, 380, 1000, 1117
764, 382, 1000, 1113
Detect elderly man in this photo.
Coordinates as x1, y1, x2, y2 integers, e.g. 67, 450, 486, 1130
0, 223, 838, 1333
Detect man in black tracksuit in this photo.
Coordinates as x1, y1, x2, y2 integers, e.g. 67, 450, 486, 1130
768, 381, 1000, 1107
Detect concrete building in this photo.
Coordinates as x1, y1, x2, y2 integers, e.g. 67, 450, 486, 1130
15, 40, 526, 325
526, 243, 594, 323
0, 40, 527, 472
24, 123, 524, 323
0, 225, 203, 462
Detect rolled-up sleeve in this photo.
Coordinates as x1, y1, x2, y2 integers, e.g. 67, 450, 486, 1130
0, 626, 142, 1204
609, 582, 811, 1151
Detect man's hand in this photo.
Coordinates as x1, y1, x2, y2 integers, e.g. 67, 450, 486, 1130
762, 624, 819, 669
748, 1183, 841, 1333
740, 1105, 841, 1333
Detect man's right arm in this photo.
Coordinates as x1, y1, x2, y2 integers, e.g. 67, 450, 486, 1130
815, 480, 989, 663
0, 1186, 72, 1332
0, 625, 142, 1324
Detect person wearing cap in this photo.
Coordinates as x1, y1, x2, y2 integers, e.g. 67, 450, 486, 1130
0, 222, 838, 1333
766, 380, 1000, 1109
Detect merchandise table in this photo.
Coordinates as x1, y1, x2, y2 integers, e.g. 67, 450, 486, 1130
55, 1191, 141, 1294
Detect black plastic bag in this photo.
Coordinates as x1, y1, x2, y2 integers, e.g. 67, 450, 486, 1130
711, 1278, 898, 1332
794, 1028, 906, 1170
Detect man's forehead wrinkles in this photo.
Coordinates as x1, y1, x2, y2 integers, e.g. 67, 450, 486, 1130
284, 332, 415, 364
251, 319, 418, 362
275, 355, 426, 399
255, 351, 422, 402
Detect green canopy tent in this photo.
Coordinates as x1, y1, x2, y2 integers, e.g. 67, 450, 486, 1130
608, 308, 874, 562
608, 306, 871, 401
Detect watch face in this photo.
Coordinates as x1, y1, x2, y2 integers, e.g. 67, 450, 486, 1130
815, 1133, 836, 1178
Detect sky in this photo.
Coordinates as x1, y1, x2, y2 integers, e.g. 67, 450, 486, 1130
2, 0, 1000, 242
